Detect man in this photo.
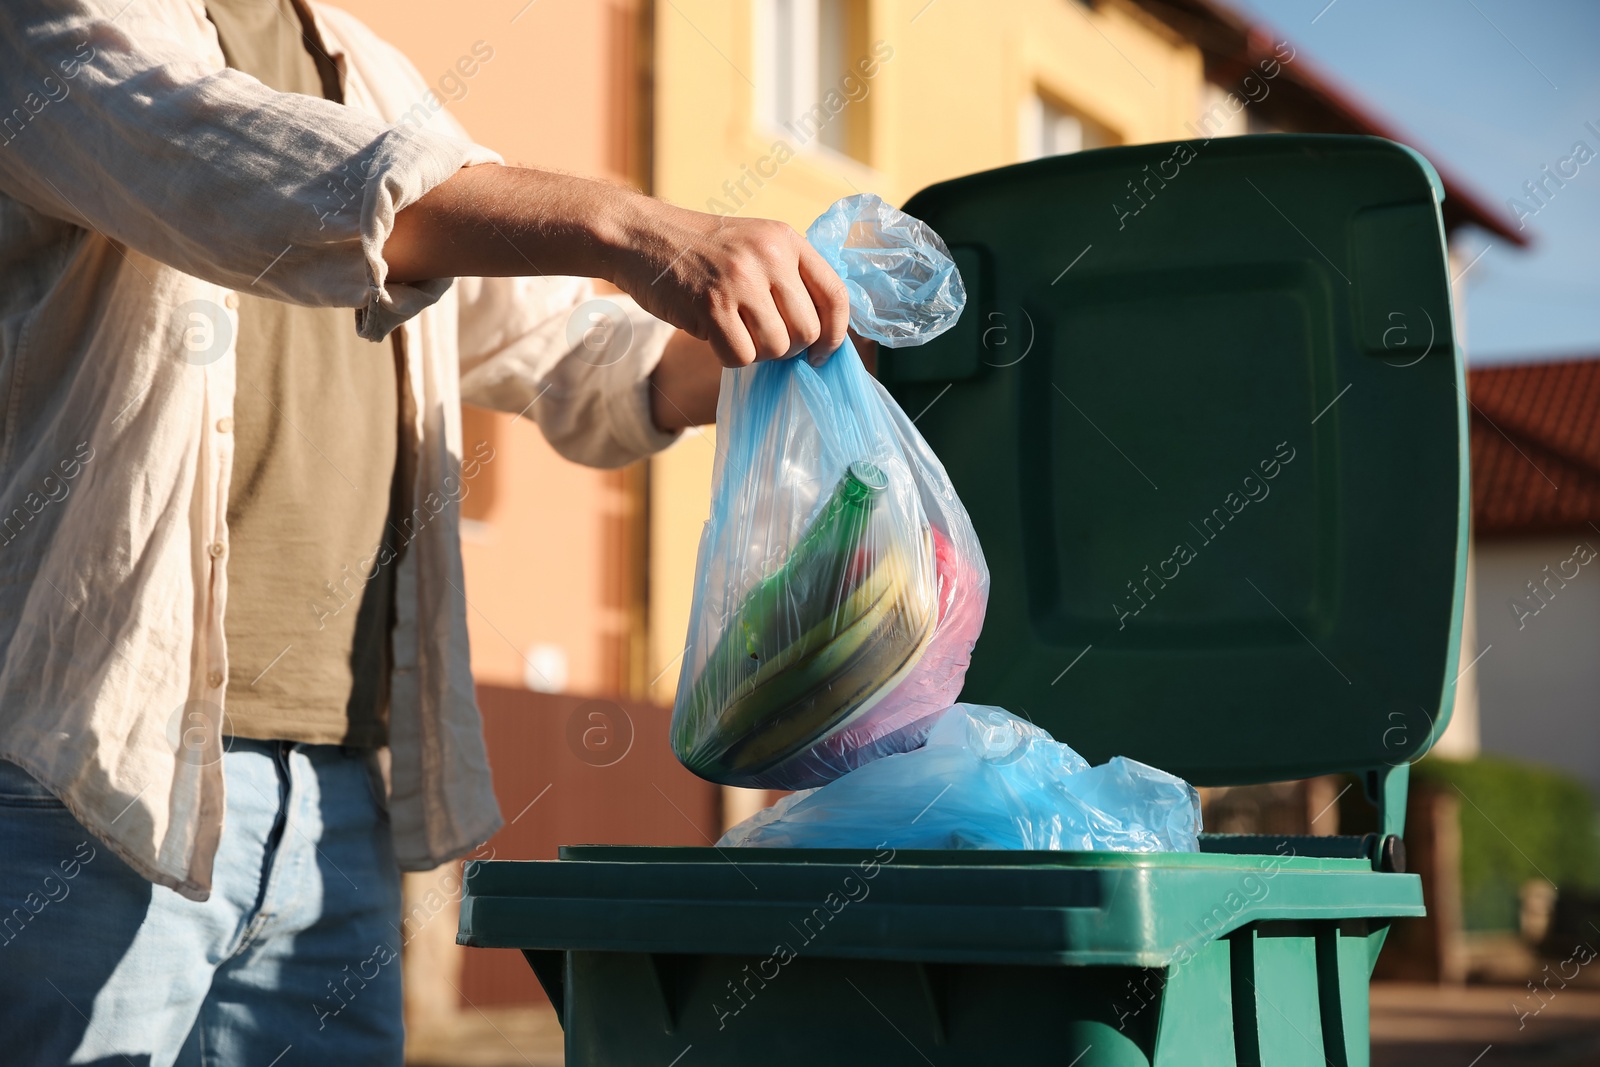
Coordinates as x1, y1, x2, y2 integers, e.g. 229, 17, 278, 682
0, 0, 849, 1062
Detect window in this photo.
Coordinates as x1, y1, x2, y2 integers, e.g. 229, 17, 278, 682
1021, 93, 1116, 161
754, 0, 871, 160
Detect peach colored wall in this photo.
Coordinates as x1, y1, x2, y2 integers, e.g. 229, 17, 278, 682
336, 0, 623, 175
334, 0, 644, 697
462, 686, 721, 1006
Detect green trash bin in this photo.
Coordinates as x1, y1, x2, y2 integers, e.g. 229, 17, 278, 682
459, 134, 1467, 1067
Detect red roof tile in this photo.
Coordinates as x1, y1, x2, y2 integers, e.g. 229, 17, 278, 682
1468, 356, 1600, 538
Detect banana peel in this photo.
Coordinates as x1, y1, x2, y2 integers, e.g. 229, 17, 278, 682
676, 463, 936, 781
690, 535, 935, 777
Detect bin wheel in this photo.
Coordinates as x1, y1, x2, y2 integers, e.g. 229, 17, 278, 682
1378, 834, 1406, 873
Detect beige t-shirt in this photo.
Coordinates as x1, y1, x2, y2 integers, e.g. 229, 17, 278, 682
208, 0, 399, 747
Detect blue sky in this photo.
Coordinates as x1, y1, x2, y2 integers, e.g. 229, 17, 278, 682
1226, 0, 1600, 365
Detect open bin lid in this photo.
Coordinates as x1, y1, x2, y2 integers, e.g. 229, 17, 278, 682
889, 134, 1468, 787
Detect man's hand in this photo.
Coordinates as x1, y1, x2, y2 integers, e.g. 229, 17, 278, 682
609, 199, 850, 367
385, 164, 850, 367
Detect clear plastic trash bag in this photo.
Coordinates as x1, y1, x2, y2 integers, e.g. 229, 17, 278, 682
669, 194, 988, 790
720, 704, 1203, 852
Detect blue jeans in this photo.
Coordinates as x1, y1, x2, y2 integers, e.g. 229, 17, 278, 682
0, 739, 403, 1065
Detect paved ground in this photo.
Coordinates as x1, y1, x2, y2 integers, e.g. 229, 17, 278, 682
406, 1005, 563, 1067
406, 982, 1600, 1066
1371, 983, 1600, 1067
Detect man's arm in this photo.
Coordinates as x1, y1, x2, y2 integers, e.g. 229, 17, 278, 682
647, 330, 880, 432
386, 164, 850, 370
647, 331, 724, 433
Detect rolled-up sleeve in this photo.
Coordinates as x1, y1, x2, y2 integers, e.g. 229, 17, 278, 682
0, 0, 498, 339
456, 274, 682, 469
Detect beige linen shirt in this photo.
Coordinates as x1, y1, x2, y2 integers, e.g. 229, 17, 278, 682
0, 0, 679, 900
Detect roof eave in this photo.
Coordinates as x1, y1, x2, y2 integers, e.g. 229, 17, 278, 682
1124, 0, 1531, 248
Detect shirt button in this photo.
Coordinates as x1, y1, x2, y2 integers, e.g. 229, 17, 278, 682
223, 293, 239, 310
208, 541, 227, 559
207, 670, 224, 688
216, 417, 234, 433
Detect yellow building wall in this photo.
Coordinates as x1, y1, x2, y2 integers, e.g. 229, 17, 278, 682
647, 0, 1208, 702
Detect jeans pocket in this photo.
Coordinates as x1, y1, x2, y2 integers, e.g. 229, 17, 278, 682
0, 760, 67, 808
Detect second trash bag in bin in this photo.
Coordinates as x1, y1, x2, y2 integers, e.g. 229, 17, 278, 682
670, 195, 988, 790
720, 704, 1204, 852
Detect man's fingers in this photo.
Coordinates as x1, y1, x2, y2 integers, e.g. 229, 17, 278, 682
740, 296, 793, 362
798, 243, 851, 363
708, 305, 757, 368
769, 276, 822, 359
